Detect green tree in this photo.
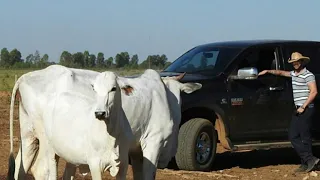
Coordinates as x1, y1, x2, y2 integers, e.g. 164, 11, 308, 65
25, 54, 34, 64
139, 59, 149, 69
115, 52, 130, 68
89, 54, 96, 67
142, 54, 168, 69
25, 53, 34, 68
97, 52, 105, 68
159, 54, 168, 68
39, 54, 49, 68
0, 48, 10, 67
59, 51, 73, 67
72, 52, 85, 68
33, 50, 41, 65
83, 51, 90, 67
105, 57, 113, 67
164, 61, 172, 69
9, 49, 22, 66
41, 54, 49, 63
130, 54, 139, 68
138, 54, 168, 69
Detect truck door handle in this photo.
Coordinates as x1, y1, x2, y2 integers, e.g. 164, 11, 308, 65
269, 87, 284, 91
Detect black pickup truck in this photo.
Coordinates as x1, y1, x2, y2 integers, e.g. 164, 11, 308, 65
161, 39, 320, 171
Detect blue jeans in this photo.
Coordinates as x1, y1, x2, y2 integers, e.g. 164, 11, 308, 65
289, 105, 316, 165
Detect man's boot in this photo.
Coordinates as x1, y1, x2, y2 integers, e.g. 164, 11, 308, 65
305, 158, 320, 172
294, 164, 308, 173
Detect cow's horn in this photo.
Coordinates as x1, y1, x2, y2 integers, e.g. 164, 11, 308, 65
175, 72, 186, 81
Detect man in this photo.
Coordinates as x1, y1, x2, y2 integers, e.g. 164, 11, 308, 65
258, 52, 319, 173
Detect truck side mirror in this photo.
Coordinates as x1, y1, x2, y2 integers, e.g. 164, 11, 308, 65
229, 67, 258, 80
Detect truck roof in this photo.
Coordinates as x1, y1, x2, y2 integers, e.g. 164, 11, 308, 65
197, 39, 320, 49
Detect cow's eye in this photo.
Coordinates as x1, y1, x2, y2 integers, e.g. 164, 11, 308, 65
111, 86, 116, 91
91, 84, 95, 91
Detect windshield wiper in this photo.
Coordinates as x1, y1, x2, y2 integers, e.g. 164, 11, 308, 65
162, 70, 186, 73
188, 69, 215, 74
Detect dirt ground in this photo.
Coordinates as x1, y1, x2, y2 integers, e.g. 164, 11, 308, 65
1, 91, 320, 180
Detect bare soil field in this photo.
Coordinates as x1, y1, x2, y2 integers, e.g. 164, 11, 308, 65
1, 91, 320, 180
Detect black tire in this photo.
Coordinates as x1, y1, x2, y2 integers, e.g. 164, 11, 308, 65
175, 118, 217, 171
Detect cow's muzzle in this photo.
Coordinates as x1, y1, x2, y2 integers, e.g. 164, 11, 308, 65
95, 111, 106, 120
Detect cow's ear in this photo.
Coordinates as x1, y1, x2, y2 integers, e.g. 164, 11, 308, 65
181, 83, 202, 94
121, 85, 134, 96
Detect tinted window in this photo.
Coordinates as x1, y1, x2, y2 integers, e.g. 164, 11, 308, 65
283, 44, 320, 73
164, 46, 241, 75
230, 47, 277, 75
177, 50, 219, 72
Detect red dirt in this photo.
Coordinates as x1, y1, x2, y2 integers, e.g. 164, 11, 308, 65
1, 92, 320, 180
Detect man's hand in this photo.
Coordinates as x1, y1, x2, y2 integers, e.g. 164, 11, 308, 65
297, 107, 305, 114
258, 70, 268, 76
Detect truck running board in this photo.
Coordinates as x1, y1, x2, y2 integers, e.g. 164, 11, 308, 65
232, 141, 320, 152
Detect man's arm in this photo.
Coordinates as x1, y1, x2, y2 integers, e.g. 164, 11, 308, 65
302, 75, 318, 109
258, 69, 291, 77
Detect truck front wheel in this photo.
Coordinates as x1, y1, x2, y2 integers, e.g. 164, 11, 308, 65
175, 118, 217, 171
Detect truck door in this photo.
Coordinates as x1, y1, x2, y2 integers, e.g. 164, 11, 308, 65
227, 45, 290, 142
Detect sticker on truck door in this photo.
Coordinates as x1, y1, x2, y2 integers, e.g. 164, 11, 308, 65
231, 98, 244, 106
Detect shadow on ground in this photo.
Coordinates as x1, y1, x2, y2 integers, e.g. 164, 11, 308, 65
167, 146, 320, 171
213, 146, 320, 170
0, 174, 81, 180
0, 174, 34, 180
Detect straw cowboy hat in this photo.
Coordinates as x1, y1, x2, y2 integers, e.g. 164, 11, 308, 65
288, 52, 310, 64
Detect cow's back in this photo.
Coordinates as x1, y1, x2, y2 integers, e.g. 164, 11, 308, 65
16, 65, 99, 139
17, 65, 70, 116
19, 65, 98, 107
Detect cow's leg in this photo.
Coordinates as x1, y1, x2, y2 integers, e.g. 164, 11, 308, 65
31, 137, 56, 180
13, 146, 22, 179
88, 160, 102, 180
129, 147, 144, 180
55, 155, 60, 177
141, 141, 162, 180
30, 146, 46, 179
14, 108, 39, 180
30, 132, 47, 179
62, 162, 77, 180
47, 148, 57, 180
14, 141, 38, 180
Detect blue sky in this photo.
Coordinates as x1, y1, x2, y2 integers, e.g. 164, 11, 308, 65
0, 0, 319, 63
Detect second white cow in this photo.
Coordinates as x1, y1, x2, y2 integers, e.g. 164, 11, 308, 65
62, 72, 202, 180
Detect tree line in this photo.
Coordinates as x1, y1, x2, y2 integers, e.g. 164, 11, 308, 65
0, 48, 172, 69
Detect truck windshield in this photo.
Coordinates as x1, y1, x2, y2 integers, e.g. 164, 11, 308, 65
164, 46, 241, 75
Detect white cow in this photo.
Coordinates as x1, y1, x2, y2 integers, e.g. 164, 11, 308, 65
6, 65, 134, 180
7, 64, 202, 180
117, 71, 201, 179
158, 73, 202, 167
62, 72, 202, 180
40, 71, 134, 180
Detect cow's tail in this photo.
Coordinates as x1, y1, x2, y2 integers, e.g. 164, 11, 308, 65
7, 75, 23, 180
